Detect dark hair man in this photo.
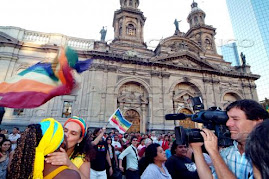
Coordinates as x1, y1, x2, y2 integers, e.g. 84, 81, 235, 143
8, 127, 20, 151
119, 136, 139, 179
191, 99, 269, 179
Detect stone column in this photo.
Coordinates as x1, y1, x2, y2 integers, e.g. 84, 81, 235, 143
141, 104, 146, 133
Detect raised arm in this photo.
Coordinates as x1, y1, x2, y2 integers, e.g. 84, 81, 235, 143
91, 127, 106, 146
201, 129, 236, 179
190, 142, 213, 179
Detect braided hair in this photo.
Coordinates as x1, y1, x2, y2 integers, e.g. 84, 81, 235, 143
8, 124, 42, 179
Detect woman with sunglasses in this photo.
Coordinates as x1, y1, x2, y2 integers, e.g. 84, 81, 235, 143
106, 137, 118, 178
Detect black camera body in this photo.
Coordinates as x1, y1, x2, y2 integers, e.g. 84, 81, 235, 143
165, 107, 233, 147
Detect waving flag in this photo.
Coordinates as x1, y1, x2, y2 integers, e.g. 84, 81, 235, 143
0, 47, 92, 108
108, 108, 132, 134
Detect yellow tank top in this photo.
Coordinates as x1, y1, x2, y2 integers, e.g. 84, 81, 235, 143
44, 166, 68, 179
70, 154, 85, 169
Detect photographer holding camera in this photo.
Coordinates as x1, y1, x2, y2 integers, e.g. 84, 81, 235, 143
190, 99, 269, 179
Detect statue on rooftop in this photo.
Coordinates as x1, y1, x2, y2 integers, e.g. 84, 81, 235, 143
100, 26, 107, 42
240, 52, 246, 66
174, 19, 180, 31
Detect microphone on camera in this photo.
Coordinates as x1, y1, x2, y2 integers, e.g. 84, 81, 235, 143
165, 113, 193, 120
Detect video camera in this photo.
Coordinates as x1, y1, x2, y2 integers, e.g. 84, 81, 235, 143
165, 97, 233, 147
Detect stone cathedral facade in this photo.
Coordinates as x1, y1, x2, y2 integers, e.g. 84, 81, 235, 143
0, 1, 259, 133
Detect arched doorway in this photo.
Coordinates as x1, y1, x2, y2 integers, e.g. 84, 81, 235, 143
117, 81, 149, 133
178, 108, 195, 128
172, 82, 201, 129
124, 109, 140, 132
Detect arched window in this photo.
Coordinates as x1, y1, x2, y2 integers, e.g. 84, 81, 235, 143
129, 0, 133, 6
194, 16, 198, 25
205, 39, 212, 50
127, 24, 136, 36
119, 27, 122, 36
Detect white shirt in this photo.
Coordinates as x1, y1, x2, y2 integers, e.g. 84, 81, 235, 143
8, 133, 21, 151
151, 136, 158, 143
119, 144, 138, 170
112, 140, 122, 155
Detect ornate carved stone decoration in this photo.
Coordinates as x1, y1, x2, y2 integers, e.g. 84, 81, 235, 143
117, 82, 148, 104
173, 83, 201, 105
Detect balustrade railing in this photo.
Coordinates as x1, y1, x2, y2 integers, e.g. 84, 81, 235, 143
67, 37, 94, 50
23, 29, 94, 50
24, 31, 50, 44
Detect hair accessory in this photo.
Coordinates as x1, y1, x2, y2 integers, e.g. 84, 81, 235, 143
64, 116, 87, 137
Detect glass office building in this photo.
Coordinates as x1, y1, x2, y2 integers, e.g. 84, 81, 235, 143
221, 42, 240, 66
226, 0, 269, 100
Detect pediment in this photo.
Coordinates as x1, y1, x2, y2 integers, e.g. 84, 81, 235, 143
0, 32, 19, 43
155, 36, 203, 56
152, 51, 216, 70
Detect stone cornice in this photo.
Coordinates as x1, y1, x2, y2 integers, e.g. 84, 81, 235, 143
85, 50, 259, 80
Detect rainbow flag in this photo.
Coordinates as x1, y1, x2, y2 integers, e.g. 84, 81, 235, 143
108, 108, 132, 134
0, 47, 92, 108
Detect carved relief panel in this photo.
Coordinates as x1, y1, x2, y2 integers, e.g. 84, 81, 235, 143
117, 82, 148, 104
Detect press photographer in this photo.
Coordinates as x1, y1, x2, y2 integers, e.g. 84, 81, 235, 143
189, 99, 268, 179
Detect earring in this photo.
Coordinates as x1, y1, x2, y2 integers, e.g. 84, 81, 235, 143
77, 143, 80, 147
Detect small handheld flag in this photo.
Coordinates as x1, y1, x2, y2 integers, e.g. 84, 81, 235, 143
108, 108, 132, 134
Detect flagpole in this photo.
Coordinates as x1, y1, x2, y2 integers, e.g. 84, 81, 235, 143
105, 121, 110, 127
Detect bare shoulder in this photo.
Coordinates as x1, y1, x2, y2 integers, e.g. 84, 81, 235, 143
54, 169, 81, 179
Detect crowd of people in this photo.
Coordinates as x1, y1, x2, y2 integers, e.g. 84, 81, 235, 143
0, 99, 268, 179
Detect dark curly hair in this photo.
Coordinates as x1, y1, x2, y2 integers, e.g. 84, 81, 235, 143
8, 124, 42, 179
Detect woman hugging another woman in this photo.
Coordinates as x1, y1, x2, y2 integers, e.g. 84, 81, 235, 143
46, 116, 95, 179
